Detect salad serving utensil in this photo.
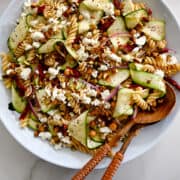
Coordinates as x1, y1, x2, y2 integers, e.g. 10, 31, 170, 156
72, 83, 176, 180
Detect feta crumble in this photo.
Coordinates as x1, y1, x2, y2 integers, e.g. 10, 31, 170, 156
98, 64, 108, 71
31, 32, 45, 41
154, 70, 165, 78
91, 99, 101, 106
135, 36, 146, 46
20, 68, 31, 80
39, 132, 52, 140
99, 127, 112, 134
48, 67, 59, 79
25, 44, 33, 51
76, 45, 89, 61
32, 41, 41, 49
92, 70, 98, 78
101, 90, 110, 100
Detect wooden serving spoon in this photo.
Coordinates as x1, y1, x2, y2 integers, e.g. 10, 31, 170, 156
102, 125, 144, 180
72, 83, 176, 180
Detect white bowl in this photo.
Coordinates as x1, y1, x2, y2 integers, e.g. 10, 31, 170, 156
0, 0, 179, 169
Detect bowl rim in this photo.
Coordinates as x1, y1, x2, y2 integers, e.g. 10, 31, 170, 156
0, 0, 179, 170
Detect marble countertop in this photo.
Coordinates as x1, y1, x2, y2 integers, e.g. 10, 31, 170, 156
0, 0, 180, 180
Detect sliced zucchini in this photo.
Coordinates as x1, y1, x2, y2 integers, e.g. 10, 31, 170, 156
36, 89, 55, 113
65, 45, 78, 59
38, 39, 63, 54
125, 9, 148, 29
113, 88, 134, 118
129, 63, 166, 95
17, 56, 26, 64
8, 17, 29, 53
68, 111, 89, 146
12, 85, 27, 113
91, 134, 105, 143
60, 55, 77, 70
28, 119, 40, 131
122, 0, 134, 16
142, 20, 165, 41
87, 137, 103, 149
26, 14, 46, 28
83, 0, 111, 11
79, 2, 103, 34
107, 17, 130, 49
98, 69, 130, 87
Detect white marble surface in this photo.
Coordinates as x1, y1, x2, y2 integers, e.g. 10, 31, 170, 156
0, 0, 180, 180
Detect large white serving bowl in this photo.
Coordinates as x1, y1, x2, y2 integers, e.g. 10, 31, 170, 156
0, 0, 179, 169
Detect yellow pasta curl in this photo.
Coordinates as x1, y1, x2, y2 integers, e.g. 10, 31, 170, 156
147, 90, 162, 107
133, 2, 146, 11
66, 15, 78, 46
132, 94, 149, 110
0, 53, 12, 73
3, 77, 13, 89
142, 64, 156, 73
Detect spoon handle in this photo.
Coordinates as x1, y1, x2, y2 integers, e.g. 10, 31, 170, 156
72, 120, 135, 180
72, 143, 111, 180
101, 126, 143, 180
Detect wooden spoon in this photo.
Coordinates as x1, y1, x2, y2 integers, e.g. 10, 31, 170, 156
102, 125, 144, 180
72, 83, 176, 180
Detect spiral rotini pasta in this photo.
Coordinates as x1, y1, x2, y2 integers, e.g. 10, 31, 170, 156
132, 94, 149, 110
66, 15, 78, 46
147, 90, 162, 107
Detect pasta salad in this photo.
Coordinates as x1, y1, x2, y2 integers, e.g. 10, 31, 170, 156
1, 0, 180, 153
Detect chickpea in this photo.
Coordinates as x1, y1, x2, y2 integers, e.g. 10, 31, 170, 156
114, 9, 121, 16
89, 130, 97, 138
109, 122, 118, 131
79, 14, 84, 21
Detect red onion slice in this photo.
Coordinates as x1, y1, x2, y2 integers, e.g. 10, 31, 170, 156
165, 76, 180, 91
105, 85, 121, 102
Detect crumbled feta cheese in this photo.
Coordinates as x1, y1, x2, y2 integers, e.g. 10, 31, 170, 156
24, 0, 31, 7
98, 64, 108, 71
56, 4, 68, 17
132, 46, 141, 53
169, 55, 178, 64
32, 41, 41, 49
86, 88, 97, 97
56, 91, 66, 103
61, 136, 71, 144
108, 53, 122, 63
25, 44, 33, 51
101, 90, 110, 100
41, 25, 50, 32
82, 38, 99, 46
48, 67, 59, 79
39, 132, 52, 140
154, 70, 165, 78
134, 33, 140, 38
54, 143, 63, 150
104, 102, 111, 109
135, 36, 146, 46
30, 20, 39, 26
47, 109, 57, 116
6, 69, 14, 75
57, 132, 63, 139
92, 70, 98, 78
31, 32, 45, 41
72, 93, 80, 100
39, 117, 48, 123
104, 3, 114, 16
54, 113, 61, 121
61, 82, 66, 88
76, 45, 89, 61
48, 18, 59, 24
91, 99, 101, 106
99, 127, 112, 134
45, 87, 51, 97
20, 68, 31, 80
81, 94, 91, 104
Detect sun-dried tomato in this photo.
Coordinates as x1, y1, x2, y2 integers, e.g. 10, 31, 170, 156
98, 17, 115, 31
